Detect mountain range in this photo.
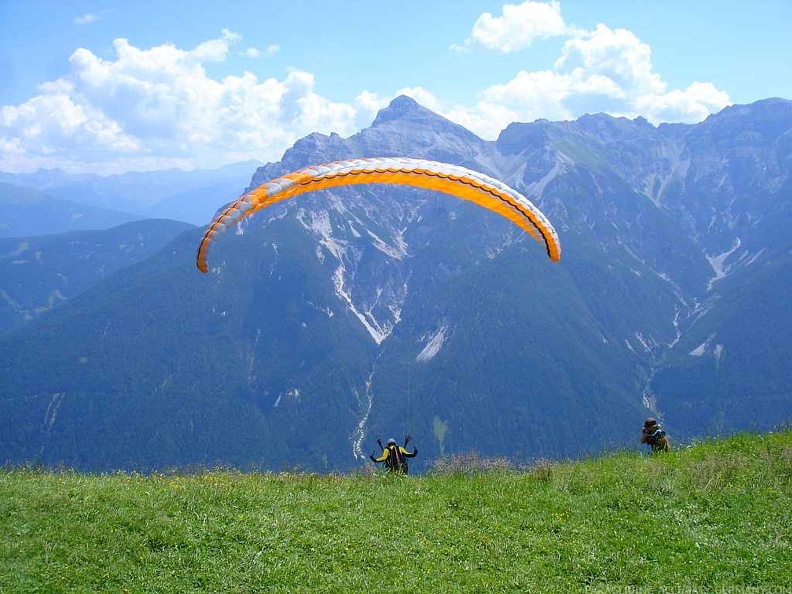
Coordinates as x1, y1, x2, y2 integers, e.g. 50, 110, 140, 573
0, 182, 143, 238
0, 160, 260, 225
0, 95, 789, 472
0, 218, 194, 334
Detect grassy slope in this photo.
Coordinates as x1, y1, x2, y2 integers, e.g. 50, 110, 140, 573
1, 431, 789, 593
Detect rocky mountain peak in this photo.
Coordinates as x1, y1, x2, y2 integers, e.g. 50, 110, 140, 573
699, 98, 792, 135
370, 95, 483, 147
574, 112, 658, 144
372, 95, 434, 126
496, 120, 552, 155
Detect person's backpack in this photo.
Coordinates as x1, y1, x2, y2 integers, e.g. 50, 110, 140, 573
647, 429, 670, 452
385, 445, 406, 473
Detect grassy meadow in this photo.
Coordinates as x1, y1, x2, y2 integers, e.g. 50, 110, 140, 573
1, 430, 790, 593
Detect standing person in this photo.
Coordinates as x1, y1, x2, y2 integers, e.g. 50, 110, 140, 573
641, 417, 671, 453
370, 436, 418, 474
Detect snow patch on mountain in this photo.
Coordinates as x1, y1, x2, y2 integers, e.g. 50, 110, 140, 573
301, 208, 332, 237
296, 204, 408, 344
524, 156, 569, 199
247, 329, 261, 385
325, 192, 414, 260
366, 227, 408, 259
350, 371, 375, 459
307, 300, 334, 318
417, 324, 448, 362
706, 237, 741, 290
642, 142, 689, 207
633, 331, 658, 353
44, 392, 66, 432
273, 388, 300, 409
333, 267, 384, 344
668, 307, 683, 348
690, 334, 717, 357
737, 247, 766, 268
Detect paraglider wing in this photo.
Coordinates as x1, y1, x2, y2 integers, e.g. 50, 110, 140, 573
196, 157, 561, 273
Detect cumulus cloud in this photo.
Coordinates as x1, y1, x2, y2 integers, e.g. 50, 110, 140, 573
635, 82, 731, 123
555, 24, 663, 96
191, 28, 239, 62
453, 0, 570, 53
444, 17, 731, 138
1, 10, 733, 175
0, 31, 379, 173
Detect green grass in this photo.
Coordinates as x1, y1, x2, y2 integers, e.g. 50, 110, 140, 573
1, 431, 790, 593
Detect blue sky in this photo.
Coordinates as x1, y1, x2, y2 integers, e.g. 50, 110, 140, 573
1, 0, 790, 174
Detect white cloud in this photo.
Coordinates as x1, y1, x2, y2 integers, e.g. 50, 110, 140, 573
441, 20, 731, 138
556, 24, 663, 96
449, 70, 574, 138
454, 0, 570, 53
192, 28, 239, 62
0, 14, 733, 175
1, 89, 140, 152
0, 31, 378, 173
75, 13, 99, 25
352, 91, 387, 130
241, 44, 279, 59
635, 81, 731, 123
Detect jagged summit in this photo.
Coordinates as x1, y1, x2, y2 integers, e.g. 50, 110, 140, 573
371, 95, 434, 126
370, 95, 483, 143
272, 95, 484, 173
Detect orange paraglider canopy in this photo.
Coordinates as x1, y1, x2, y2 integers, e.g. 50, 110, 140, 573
197, 157, 561, 272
